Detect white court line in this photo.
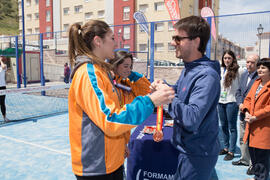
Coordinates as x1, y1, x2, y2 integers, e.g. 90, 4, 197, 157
0, 134, 70, 156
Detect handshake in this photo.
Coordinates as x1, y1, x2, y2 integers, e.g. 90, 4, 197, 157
148, 79, 175, 107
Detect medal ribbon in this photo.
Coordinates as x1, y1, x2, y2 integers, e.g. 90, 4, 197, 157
156, 105, 163, 131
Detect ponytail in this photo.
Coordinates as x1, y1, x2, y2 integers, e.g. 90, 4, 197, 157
68, 20, 112, 71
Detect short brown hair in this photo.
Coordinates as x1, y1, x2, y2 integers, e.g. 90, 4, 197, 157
174, 16, 210, 55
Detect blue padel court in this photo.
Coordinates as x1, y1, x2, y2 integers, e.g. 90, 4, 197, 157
0, 112, 268, 180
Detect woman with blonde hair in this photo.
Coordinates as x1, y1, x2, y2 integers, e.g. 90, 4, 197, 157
68, 20, 175, 180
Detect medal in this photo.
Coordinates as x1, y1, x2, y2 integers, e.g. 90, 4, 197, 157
153, 105, 164, 142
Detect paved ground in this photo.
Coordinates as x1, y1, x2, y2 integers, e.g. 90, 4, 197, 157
0, 112, 269, 180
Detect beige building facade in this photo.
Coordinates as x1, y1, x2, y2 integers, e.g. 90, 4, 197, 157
18, 0, 219, 63
135, 0, 219, 63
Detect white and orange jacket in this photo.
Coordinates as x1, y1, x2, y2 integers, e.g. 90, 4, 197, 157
69, 56, 153, 176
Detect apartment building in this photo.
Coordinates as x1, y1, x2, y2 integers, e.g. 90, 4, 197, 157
19, 0, 113, 36
18, 0, 219, 63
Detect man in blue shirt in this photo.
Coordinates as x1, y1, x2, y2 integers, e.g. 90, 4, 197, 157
153, 16, 221, 180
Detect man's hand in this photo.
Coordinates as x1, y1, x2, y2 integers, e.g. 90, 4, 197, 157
239, 103, 243, 110
148, 84, 175, 107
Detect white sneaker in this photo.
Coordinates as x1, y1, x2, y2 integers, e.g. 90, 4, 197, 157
4, 117, 10, 122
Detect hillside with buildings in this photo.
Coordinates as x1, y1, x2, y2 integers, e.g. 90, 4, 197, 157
0, 0, 19, 35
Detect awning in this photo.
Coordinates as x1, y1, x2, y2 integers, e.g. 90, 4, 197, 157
0, 48, 22, 57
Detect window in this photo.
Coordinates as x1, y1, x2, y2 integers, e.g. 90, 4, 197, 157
123, 44, 130, 50
46, 26, 51, 38
123, 26, 130, 39
168, 43, 175, 51
34, 13, 39, 20
139, 44, 147, 51
63, 8, 69, 15
46, 0, 50, 7
168, 22, 174, 31
35, 28, 40, 33
74, 5, 83, 13
205, 0, 208, 7
154, 23, 164, 32
154, 43, 164, 51
123, 7, 130, 20
154, 2, 164, 11
85, 12, 93, 20
26, 14, 32, 21
26, 0, 31, 6
189, 5, 193, 15
63, 24, 70, 31
46, 11, 51, 22
27, 28, 32, 34
35, 0, 39, 5
85, 0, 89, 2
139, 4, 148, 13
98, 10, 105, 18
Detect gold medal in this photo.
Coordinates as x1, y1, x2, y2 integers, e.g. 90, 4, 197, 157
153, 130, 163, 142
153, 105, 164, 142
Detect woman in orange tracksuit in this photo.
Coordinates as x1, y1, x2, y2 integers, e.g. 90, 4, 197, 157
68, 20, 175, 180
109, 50, 151, 157
241, 58, 270, 180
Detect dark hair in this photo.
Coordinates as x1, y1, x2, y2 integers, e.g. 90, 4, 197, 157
221, 50, 239, 88
110, 51, 133, 70
68, 20, 111, 70
173, 16, 210, 55
257, 58, 270, 70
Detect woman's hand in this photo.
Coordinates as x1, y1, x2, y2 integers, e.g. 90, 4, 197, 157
244, 112, 257, 124
124, 144, 130, 158
149, 79, 164, 93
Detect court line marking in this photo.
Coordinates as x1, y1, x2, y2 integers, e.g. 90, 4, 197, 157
0, 134, 70, 156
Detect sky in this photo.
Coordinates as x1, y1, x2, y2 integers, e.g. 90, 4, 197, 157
219, 0, 270, 15
218, 0, 270, 47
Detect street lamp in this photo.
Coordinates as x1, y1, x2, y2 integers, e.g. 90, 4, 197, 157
257, 24, 264, 58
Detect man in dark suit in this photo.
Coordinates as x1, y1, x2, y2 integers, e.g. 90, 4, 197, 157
232, 54, 259, 175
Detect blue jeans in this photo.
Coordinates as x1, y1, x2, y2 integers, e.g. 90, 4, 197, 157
218, 102, 238, 153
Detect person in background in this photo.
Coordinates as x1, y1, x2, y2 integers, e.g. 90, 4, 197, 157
64, 62, 70, 84
218, 50, 242, 161
0, 56, 9, 122
68, 19, 175, 180
109, 50, 151, 166
241, 58, 270, 180
152, 16, 221, 180
232, 54, 259, 176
